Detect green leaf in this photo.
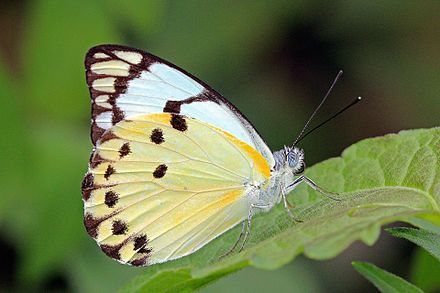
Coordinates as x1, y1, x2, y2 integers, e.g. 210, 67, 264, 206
120, 127, 440, 292
386, 227, 440, 261
204, 260, 322, 293
352, 261, 423, 293
406, 216, 440, 234
410, 248, 440, 292
402, 217, 440, 291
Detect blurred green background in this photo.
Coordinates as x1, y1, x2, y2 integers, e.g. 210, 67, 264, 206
1, 1, 439, 292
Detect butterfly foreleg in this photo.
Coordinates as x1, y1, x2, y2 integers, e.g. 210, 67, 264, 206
301, 175, 341, 201
286, 175, 341, 201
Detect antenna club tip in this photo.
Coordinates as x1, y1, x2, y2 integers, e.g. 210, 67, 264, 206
357, 96, 362, 100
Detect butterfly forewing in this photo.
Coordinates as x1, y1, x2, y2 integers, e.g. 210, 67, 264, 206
85, 44, 274, 167
82, 113, 270, 266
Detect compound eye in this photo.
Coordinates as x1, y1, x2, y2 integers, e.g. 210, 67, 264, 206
287, 153, 298, 169
294, 163, 305, 175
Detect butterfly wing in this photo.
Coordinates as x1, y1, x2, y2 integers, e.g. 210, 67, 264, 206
85, 44, 274, 168
82, 113, 270, 266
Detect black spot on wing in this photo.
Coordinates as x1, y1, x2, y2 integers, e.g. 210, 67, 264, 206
100, 233, 153, 266
82, 173, 94, 201
104, 191, 119, 208
104, 165, 115, 180
112, 220, 128, 235
99, 130, 119, 144
163, 94, 211, 114
130, 255, 150, 266
82, 170, 119, 202
118, 142, 131, 158
133, 235, 148, 250
138, 247, 152, 254
84, 213, 100, 239
91, 122, 106, 146
150, 128, 164, 144
163, 100, 181, 113
170, 114, 187, 132
84, 213, 113, 239
133, 234, 153, 258
112, 105, 125, 125
153, 164, 167, 178
100, 243, 124, 260
90, 152, 105, 169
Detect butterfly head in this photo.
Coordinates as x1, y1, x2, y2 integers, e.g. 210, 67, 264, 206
285, 146, 305, 175
273, 146, 305, 175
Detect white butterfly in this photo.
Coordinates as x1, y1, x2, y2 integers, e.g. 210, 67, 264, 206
82, 45, 339, 266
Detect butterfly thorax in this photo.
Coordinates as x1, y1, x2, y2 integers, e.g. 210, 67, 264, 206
253, 146, 306, 211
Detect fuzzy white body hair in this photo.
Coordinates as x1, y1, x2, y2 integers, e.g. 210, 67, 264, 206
248, 147, 305, 213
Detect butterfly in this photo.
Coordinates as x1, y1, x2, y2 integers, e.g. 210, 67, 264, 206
81, 44, 340, 267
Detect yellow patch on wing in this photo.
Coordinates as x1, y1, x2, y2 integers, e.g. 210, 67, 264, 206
214, 189, 243, 209
83, 113, 270, 266
213, 127, 271, 179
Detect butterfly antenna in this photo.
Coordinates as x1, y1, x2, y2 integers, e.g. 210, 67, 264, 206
293, 70, 343, 146
295, 96, 362, 144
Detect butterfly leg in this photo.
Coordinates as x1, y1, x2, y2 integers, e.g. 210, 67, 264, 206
287, 175, 341, 201
301, 175, 341, 201
220, 221, 246, 259
221, 204, 256, 257
221, 203, 271, 257
282, 189, 303, 222
238, 206, 253, 253
237, 203, 273, 252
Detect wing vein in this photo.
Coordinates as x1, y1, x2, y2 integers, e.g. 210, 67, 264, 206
146, 71, 195, 96
86, 188, 165, 209
147, 189, 243, 244
119, 186, 243, 242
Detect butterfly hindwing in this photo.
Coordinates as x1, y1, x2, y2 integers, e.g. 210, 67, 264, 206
85, 44, 274, 167
82, 113, 270, 266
